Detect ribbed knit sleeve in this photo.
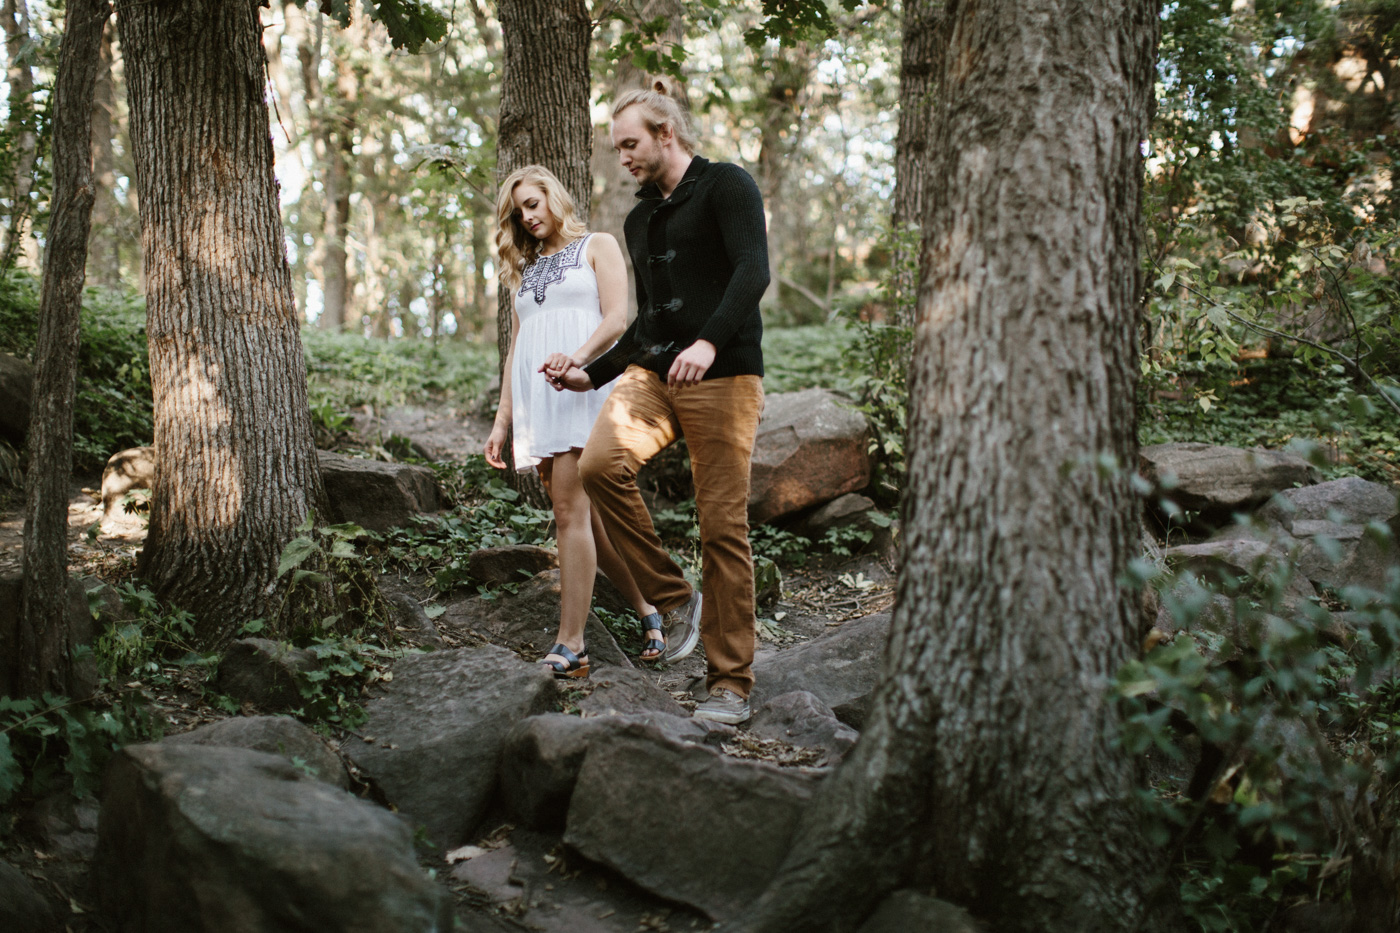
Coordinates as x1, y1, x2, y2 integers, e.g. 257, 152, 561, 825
583, 317, 638, 388
695, 165, 770, 351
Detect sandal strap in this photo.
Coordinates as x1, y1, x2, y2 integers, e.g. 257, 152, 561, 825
639, 612, 664, 635
543, 643, 587, 671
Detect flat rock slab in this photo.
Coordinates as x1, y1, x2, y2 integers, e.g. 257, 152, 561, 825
165, 715, 348, 788
1255, 477, 1400, 591
751, 611, 891, 729
95, 744, 449, 933
498, 712, 726, 830
345, 646, 558, 847
750, 690, 859, 765
859, 890, 984, 933
1165, 538, 1319, 607
1139, 442, 1318, 515
574, 667, 688, 718
749, 388, 872, 524
469, 544, 559, 586
212, 638, 316, 712
440, 570, 632, 669
318, 450, 443, 533
564, 720, 821, 920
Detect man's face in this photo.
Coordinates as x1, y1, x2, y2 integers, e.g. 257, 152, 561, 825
612, 108, 665, 188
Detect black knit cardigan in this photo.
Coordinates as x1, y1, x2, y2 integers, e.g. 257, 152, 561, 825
583, 156, 769, 388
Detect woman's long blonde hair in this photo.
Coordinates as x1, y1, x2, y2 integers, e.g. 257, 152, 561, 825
495, 165, 589, 292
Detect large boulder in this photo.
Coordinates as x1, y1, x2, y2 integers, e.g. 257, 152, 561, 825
859, 891, 984, 933
317, 450, 442, 533
100, 446, 155, 531
0, 859, 57, 933
212, 638, 317, 712
749, 388, 871, 523
95, 743, 450, 933
574, 666, 688, 718
751, 611, 891, 728
1163, 537, 1318, 608
1139, 442, 1318, 517
344, 646, 558, 847
1255, 477, 1400, 592
498, 711, 724, 830
749, 690, 859, 765
164, 715, 348, 788
0, 352, 32, 445
564, 720, 821, 920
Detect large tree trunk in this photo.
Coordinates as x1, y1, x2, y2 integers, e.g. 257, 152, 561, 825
888, 0, 941, 326
495, 0, 590, 502
741, 2, 1170, 932
18, 0, 111, 698
117, 0, 328, 646
15, 1, 100, 686
86, 20, 121, 287
2, 0, 38, 272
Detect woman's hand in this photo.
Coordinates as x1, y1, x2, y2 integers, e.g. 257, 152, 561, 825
539, 351, 578, 379
484, 422, 509, 469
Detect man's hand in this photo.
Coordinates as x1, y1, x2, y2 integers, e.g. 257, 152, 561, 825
667, 340, 716, 387
550, 363, 594, 392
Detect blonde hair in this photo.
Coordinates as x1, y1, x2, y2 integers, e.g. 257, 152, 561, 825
612, 87, 698, 156
494, 165, 589, 291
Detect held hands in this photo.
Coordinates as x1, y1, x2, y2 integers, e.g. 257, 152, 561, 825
539, 354, 593, 392
484, 422, 508, 469
667, 340, 716, 387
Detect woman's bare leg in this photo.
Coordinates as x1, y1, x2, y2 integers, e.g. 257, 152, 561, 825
591, 508, 661, 658
540, 451, 593, 670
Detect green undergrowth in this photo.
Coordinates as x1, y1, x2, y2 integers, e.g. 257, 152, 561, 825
301, 329, 496, 417
1119, 523, 1400, 931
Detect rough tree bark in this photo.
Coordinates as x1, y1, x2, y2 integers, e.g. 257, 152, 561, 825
740, 2, 1171, 932
888, 0, 941, 326
494, 0, 591, 502
86, 20, 121, 287
117, 0, 329, 646
318, 42, 357, 331
18, 0, 111, 697
2, 0, 38, 272
756, 45, 813, 311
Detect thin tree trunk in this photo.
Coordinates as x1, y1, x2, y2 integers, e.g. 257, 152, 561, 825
319, 47, 356, 331
756, 45, 813, 311
87, 20, 120, 287
741, 2, 1172, 932
2, 0, 38, 273
888, 0, 942, 327
18, 0, 111, 698
495, 0, 590, 503
118, 0, 329, 646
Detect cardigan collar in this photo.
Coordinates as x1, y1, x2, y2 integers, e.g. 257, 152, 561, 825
636, 155, 710, 202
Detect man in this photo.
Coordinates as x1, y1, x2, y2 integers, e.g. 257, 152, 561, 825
552, 87, 768, 725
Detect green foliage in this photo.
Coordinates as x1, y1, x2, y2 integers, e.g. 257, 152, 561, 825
375, 456, 554, 592
290, 635, 395, 730
94, 583, 200, 683
273, 512, 391, 634
0, 692, 155, 811
1118, 529, 1400, 931
301, 0, 449, 52
0, 275, 153, 472
301, 328, 494, 419
762, 323, 852, 394
745, 0, 865, 48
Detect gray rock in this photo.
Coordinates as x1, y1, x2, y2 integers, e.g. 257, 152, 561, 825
1258, 476, 1399, 527
385, 592, 445, 648
345, 646, 557, 847
95, 744, 449, 933
1249, 477, 1400, 592
165, 715, 348, 788
859, 890, 984, 933
318, 450, 443, 533
0, 352, 32, 445
499, 712, 725, 830
19, 792, 100, 861
469, 544, 559, 586
749, 388, 872, 524
1140, 442, 1318, 515
564, 720, 821, 920
0, 859, 57, 933
213, 638, 317, 712
100, 446, 156, 528
442, 570, 632, 670
751, 611, 891, 729
575, 666, 688, 718
793, 493, 895, 556
750, 690, 859, 765
1163, 538, 1318, 608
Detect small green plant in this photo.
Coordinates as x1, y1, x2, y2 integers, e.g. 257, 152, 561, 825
93, 582, 200, 682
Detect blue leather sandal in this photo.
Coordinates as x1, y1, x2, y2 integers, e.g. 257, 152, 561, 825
638, 612, 665, 664
541, 643, 589, 679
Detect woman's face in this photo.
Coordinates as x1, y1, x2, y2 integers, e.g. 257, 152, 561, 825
512, 182, 555, 243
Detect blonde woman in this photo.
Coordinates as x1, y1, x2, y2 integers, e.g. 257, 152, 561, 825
485, 165, 661, 677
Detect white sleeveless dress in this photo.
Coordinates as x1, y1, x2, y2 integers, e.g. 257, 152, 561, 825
510, 234, 613, 473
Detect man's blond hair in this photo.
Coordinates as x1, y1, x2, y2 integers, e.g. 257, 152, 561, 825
612, 86, 698, 156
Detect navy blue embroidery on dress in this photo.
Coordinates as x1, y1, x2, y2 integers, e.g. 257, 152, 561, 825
519, 236, 588, 304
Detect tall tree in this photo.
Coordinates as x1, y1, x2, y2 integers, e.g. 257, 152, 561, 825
740, 2, 1170, 932
2, 0, 38, 271
889, 0, 940, 326
19, 0, 112, 696
493, 0, 591, 498
116, 0, 330, 644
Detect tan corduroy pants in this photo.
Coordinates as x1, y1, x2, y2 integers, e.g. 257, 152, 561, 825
579, 366, 764, 697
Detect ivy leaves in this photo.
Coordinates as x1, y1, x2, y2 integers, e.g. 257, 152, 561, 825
295, 0, 449, 53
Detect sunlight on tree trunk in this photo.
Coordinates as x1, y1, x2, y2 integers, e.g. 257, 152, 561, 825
19, 0, 111, 697
740, 3, 1174, 931
117, 0, 330, 646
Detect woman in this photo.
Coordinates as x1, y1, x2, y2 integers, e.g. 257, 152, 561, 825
485, 165, 665, 677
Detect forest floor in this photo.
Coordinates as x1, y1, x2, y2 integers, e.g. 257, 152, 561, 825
0, 407, 898, 933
